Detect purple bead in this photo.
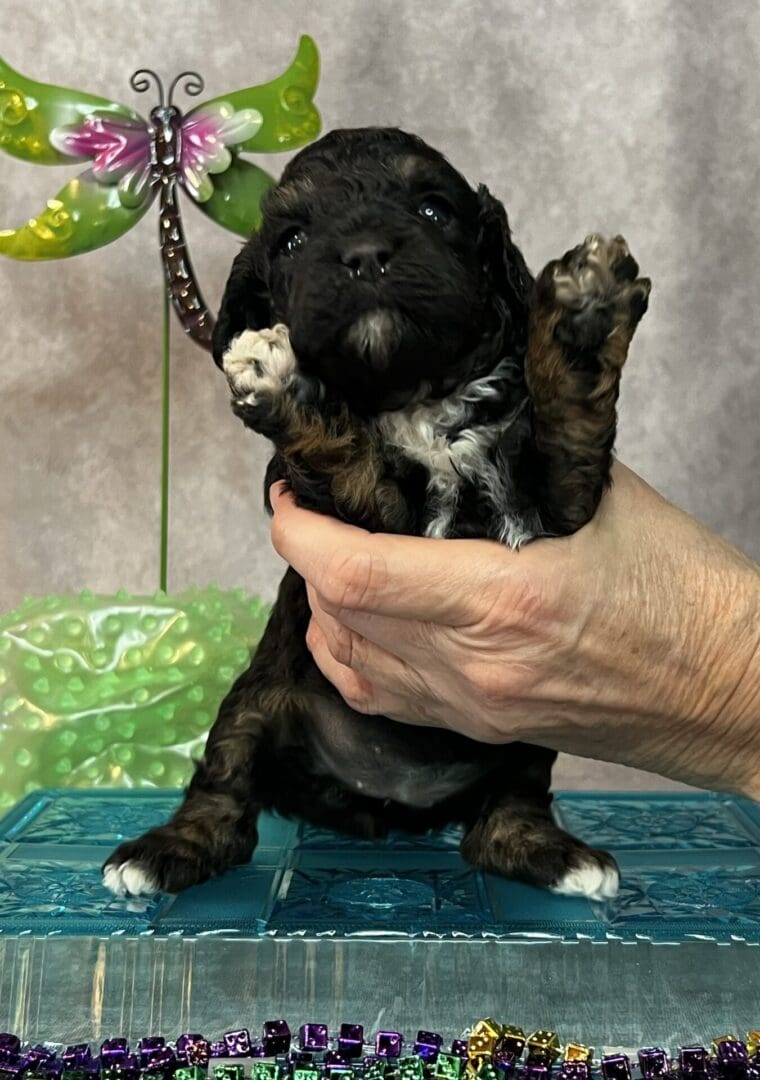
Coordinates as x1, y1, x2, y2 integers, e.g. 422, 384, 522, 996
289, 1052, 316, 1067
299, 1027, 329, 1054
559, 1066, 591, 1080
451, 1042, 468, 1061
375, 1034, 402, 1060
322, 1054, 345, 1066
680, 1050, 711, 1078
46, 1062, 64, 1080
100, 1044, 128, 1068
338, 1027, 364, 1061
223, 1032, 252, 1059
638, 1050, 668, 1080
716, 1044, 749, 1079
176, 1039, 209, 1070
0, 1061, 27, 1079
140, 1048, 175, 1078
24, 1049, 56, 1073
601, 1056, 631, 1080
523, 1064, 551, 1080
209, 1045, 227, 1061
262, 1022, 291, 1057
414, 1033, 443, 1063
137, 1044, 165, 1070
63, 1050, 92, 1071
0, 1041, 21, 1064
494, 1054, 518, 1080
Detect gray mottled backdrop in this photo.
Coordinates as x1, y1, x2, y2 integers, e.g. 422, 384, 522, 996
1, 1, 758, 790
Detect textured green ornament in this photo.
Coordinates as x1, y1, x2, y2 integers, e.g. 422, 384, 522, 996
0, 586, 270, 811
252, 1065, 281, 1080
175, 1069, 207, 1080
399, 1059, 424, 1080
213, 1066, 246, 1080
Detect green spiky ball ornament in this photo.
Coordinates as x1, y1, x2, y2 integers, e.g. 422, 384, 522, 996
0, 587, 270, 811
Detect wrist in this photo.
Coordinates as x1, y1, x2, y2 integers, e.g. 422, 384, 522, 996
687, 558, 760, 800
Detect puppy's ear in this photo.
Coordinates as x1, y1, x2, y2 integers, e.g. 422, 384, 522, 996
212, 239, 272, 368
477, 185, 534, 339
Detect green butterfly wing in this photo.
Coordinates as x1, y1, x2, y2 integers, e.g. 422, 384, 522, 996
0, 55, 140, 165
0, 169, 152, 260
200, 34, 320, 154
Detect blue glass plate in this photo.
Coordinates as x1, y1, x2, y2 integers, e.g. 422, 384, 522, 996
1, 788, 760, 939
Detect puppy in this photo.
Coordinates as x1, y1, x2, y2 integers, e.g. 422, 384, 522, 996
104, 127, 650, 902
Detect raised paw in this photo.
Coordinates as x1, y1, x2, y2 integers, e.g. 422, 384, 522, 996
103, 825, 235, 896
537, 234, 651, 361
222, 324, 297, 400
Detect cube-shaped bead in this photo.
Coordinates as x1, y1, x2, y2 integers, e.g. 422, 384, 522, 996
526, 1035, 560, 1066
293, 1070, 320, 1080
101, 1044, 128, 1068
414, 1034, 443, 1064
102, 1054, 139, 1080
262, 1024, 290, 1058
362, 1064, 386, 1080
326, 1071, 355, 1080
45, 1065, 63, 1080
747, 1038, 760, 1060
499, 1033, 526, 1061
522, 1063, 551, 1080
637, 1051, 667, 1080
0, 1041, 21, 1066
564, 1048, 592, 1066
600, 1056, 631, 1080
175, 1069, 205, 1080
679, 1049, 710, 1077
224, 1032, 252, 1059
213, 1067, 245, 1080
338, 1029, 364, 1061
297, 1027, 328, 1054
252, 1064, 281, 1080
324, 1055, 348, 1068
142, 1048, 176, 1078
715, 1042, 749, 1078
62, 1052, 91, 1072
208, 1048, 226, 1063
436, 1055, 464, 1080
399, 1058, 424, 1080
468, 1038, 496, 1061
477, 1066, 502, 1080
176, 1037, 210, 1069
137, 1043, 165, 1070
375, 1036, 402, 1061
0, 1063, 27, 1080
23, 1053, 55, 1075
493, 1054, 517, 1080
558, 1065, 591, 1080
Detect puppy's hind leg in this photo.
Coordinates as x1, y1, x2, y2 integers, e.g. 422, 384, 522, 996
523, 234, 651, 535
460, 791, 619, 901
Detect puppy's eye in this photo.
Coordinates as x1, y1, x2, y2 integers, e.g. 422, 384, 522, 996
418, 197, 454, 227
278, 226, 308, 256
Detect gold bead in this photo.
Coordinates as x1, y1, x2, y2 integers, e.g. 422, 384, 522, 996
746, 1033, 760, 1057
526, 1032, 561, 1063
564, 1045, 593, 1064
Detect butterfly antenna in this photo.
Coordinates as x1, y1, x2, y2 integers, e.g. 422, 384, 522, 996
130, 68, 166, 107
167, 71, 205, 107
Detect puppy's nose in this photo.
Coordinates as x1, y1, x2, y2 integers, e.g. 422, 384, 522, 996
340, 239, 392, 281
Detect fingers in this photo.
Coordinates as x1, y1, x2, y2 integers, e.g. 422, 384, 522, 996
270, 483, 507, 625
305, 619, 433, 726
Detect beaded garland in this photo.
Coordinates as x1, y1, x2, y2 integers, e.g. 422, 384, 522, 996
0, 1026, 759, 1080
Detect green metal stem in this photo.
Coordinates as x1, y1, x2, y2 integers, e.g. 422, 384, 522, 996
159, 284, 170, 593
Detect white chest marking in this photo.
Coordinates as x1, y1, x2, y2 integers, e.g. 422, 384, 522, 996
376, 362, 536, 547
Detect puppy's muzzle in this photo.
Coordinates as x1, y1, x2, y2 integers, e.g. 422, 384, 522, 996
340, 236, 392, 282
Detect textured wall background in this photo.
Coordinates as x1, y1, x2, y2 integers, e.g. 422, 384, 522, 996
1, 0, 757, 791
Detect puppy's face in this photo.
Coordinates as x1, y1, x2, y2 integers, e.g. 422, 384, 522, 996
213, 128, 532, 412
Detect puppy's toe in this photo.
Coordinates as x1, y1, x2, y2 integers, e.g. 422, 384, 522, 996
222, 324, 297, 398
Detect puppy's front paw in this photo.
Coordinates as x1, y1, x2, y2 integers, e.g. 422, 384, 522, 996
538, 234, 651, 363
222, 324, 297, 401
103, 827, 215, 896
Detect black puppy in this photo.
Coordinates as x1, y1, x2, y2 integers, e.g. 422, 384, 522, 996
104, 128, 650, 902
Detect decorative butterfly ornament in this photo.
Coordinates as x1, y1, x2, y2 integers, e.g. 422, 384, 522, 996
0, 36, 320, 349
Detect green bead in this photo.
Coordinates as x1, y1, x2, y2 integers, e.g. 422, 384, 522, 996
294, 1070, 320, 1080
399, 1059, 424, 1080
253, 1065, 280, 1080
435, 1056, 463, 1080
213, 1068, 246, 1080
176, 1069, 206, 1080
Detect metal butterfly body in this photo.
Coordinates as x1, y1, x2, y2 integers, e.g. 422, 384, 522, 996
0, 37, 320, 348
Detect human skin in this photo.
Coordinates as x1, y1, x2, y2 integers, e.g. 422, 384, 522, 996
269, 463, 760, 801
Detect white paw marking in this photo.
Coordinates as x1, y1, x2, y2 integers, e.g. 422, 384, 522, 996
222, 324, 297, 400
551, 857, 620, 901
103, 860, 160, 897
552, 234, 629, 307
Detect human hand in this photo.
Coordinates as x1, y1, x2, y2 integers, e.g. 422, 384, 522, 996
270, 463, 760, 799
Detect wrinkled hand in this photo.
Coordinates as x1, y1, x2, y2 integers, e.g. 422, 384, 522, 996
270, 463, 760, 799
